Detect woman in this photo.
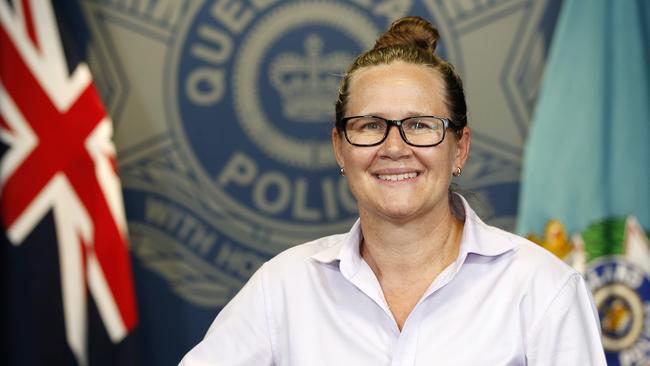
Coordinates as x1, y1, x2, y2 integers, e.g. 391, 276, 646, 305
180, 16, 605, 365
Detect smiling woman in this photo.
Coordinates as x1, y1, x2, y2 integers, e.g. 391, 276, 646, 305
180, 16, 607, 366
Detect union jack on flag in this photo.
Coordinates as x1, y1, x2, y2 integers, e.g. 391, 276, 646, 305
0, 1, 137, 365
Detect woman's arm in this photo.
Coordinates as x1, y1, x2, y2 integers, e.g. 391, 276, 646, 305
179, 264, 274, 366
526, 273, 606, 365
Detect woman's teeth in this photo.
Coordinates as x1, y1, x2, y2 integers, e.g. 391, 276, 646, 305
377, 172, 418, 182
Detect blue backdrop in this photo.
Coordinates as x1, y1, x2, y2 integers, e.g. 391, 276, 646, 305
79, 0, 562, 364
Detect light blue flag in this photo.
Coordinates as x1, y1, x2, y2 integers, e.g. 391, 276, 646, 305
517, 1, 650, 365
518, 0, 650, 236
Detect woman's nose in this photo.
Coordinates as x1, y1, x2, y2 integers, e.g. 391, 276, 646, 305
379, 126, 411, 158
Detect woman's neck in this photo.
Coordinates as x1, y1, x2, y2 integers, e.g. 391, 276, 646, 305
358, 203, 465, 330
358, 204, 465, 282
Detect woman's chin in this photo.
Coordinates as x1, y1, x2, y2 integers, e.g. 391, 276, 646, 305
376, 205, 421, 222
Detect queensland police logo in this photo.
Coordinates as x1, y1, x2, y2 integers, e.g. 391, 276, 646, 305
158, 0, 407, 306
586, 257, 650, 365
153, 0, 559, 307
95, 0, 561, 309
168, 1, 383, 252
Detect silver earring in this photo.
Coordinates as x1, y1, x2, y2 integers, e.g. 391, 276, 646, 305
453, 167, 462, 177
340, 167, 345, 176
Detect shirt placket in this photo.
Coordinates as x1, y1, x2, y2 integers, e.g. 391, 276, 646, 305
389, 313, 421, 366
389, 254, 468, 366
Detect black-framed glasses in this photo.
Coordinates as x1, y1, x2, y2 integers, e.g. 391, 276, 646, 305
339, 115, 460, 147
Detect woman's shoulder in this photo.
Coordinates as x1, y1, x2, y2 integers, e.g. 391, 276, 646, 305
469, 213, 580, 287
499, 223, 576, 270
499, 228, 585, 303
457, 194, 577, 278
261, 231, 350, 275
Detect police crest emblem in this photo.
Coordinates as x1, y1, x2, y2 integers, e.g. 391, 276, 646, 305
161, 1, 405, 306
84, 0, 561, 310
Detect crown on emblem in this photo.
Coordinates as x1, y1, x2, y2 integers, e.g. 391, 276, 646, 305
270, 34, 352, 122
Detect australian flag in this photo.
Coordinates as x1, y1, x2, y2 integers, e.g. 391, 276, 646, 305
0, 1, 139, 365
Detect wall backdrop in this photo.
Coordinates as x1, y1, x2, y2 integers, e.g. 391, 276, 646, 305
79, 0, 562, 364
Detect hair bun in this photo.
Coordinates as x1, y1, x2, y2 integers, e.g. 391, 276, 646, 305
373, 16, 440, 54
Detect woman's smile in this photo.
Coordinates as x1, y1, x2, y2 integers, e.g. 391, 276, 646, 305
375, 171, 419, 182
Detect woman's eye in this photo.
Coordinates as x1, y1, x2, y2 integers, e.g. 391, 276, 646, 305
406, 121, 429, 130
355, 118, 384, 130
405, 119, 439, 131
362, 122, 381, 130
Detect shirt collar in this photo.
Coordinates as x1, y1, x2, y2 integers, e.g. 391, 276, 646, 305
311, 194, 516, 272
453, 193, 517, 258
311, 219, 363, 278
311, 219, 360, 263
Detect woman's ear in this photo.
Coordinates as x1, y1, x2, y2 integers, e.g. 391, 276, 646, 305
332, 128, 345, 167
455, 127, 471, 168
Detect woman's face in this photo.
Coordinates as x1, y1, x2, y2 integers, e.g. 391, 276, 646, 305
332, 62, 471, 222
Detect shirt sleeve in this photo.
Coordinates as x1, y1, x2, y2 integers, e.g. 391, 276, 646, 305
178, 264, 274, 366
526, 273, 607, 365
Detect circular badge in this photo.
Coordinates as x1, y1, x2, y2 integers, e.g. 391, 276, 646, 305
585, 256, 650, 365
165, 1, 389, 255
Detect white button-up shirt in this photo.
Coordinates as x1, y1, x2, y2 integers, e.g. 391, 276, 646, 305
180, 196, 606, 365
